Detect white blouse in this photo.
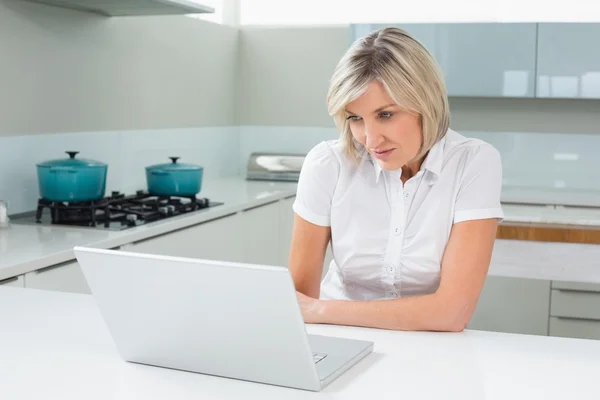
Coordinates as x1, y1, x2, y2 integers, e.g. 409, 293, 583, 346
293, 129, 504, 301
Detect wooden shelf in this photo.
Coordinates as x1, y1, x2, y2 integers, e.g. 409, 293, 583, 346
497, 221, 600, 245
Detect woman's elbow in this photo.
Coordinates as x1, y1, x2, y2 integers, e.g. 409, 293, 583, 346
438, 299, 474, 332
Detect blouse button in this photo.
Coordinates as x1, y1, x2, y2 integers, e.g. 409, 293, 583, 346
388, 291, 398, 299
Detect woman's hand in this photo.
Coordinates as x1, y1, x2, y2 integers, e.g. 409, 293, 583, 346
296, 291, 325, 324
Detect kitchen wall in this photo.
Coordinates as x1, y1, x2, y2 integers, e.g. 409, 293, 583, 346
237, 25, 600, 134
0, 1, 240, 213
0, 0, 238, 135
237, 25, 600, 198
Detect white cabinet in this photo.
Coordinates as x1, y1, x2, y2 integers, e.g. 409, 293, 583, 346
128, 213, 245, 263
0, 275, 24, 288
537, 23, 600, 99
351, 23, 537, 98
25, 260, 91, 294
239, 201, 281, 266
468, 276, 550, 336
279, 196, 296, 267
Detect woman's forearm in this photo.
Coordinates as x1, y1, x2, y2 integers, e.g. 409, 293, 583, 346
314, 293, 469, 332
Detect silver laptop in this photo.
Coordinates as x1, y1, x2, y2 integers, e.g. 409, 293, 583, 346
74, 246, 373, 392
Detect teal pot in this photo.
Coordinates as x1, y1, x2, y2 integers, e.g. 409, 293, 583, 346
145, 157, 203, 197
36, 151, 108, 202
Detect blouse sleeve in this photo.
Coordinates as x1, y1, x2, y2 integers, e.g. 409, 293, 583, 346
454, 143, 504, 224
292, 141, 340, 227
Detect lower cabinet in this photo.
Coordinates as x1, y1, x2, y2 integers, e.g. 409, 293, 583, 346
127, 212, 245, 262
550, 317, 600, 340
239, 201, 281, 266
549, 281, 600, 340
279, 196, 296, 267
468, 276, 551, 336
0, 275, 25, 288
24, 260, 91, 294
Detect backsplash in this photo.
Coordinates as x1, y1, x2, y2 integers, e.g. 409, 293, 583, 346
0, 127, 240, 214
239, 126, 600, 205
2, 125, 599, 214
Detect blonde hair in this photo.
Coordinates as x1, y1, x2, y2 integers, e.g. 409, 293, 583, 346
326, 27, 450, 163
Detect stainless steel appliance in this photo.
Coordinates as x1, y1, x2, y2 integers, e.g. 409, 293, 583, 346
246, 153, 305, 182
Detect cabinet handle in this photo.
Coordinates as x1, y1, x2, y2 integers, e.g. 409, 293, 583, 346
0, 276, 18, 285
36, 261, 74, 274
554, 315, 600, 322
243, 200, 279, 212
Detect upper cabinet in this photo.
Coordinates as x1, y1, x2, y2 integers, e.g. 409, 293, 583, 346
435, 23, 537, 98
351, 23, 537, 98
17, 0, 214, 17
536, 23, 600, 99
351, 22, 600, 100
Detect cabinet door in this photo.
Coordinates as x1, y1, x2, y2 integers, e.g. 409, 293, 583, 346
436, 23, 537, 97
0, 275, 24, 288
128, 213, 244, 263
537, 23, 600, 99
25, 260, 91, 294
468, 276, 550, 335
279, 196, 296, 267
351, 23, 536, 98
239, 201, 280, 266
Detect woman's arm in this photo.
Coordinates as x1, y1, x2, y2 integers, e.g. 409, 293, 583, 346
289, 213, 331, 299
298, 218, 499, 332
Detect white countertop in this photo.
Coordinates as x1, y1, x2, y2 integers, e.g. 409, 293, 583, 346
2, 286, 600, 400
0, 178, 297, 281
1, 177, 600, 282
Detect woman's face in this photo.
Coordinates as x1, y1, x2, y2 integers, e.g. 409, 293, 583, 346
345, 80, 422, 172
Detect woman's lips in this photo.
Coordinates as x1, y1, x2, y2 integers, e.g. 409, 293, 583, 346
372, 149, 395, 160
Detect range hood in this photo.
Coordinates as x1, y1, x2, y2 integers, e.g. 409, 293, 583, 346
20, 0, 214, 16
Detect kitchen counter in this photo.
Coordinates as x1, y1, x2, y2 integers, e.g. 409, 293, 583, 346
2, 177, 600, 282
2, 286, 600, 399
0, 178, 297, 281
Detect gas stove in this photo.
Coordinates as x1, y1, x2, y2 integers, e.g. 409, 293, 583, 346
10, 191, 223, 231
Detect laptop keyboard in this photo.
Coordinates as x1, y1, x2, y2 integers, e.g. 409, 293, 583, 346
313, 353, 328, 364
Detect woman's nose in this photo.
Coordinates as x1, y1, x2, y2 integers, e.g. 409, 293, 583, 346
365, 126, 384, 149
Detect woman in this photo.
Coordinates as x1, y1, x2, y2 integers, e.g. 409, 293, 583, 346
289, 27, 503, 332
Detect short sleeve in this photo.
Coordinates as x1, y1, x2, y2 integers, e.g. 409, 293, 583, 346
293, 141, 340, 227
453, 143, 504, 224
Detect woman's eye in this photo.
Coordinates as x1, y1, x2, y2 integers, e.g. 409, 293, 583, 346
345, 115, 362, 121
378, 112, 393, 119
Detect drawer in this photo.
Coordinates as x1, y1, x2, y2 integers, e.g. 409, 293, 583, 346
552, 281, 600, 292
549, 317, 600, 340
550, 289, 600, 320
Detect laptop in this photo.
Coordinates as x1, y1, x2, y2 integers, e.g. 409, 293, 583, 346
74, 246, 373, 392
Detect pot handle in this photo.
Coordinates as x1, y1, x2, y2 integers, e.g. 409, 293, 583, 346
169, 157, 180, 164
49, 166, 78, 174
66, 151, 79, 159
151, 170, 170, 176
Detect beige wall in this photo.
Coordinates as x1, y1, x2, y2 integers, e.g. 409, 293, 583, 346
0, 0, 238, 136
238, 25, 600, 135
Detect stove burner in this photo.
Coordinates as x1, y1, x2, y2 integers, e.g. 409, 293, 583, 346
35, 191, 215, 229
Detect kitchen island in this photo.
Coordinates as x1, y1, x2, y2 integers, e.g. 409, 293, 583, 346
1, 286, 599, 399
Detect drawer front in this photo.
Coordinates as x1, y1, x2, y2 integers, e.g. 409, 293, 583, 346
552, 281, 600, 292
549, 317, 600, 340
551, 289, 600, 320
